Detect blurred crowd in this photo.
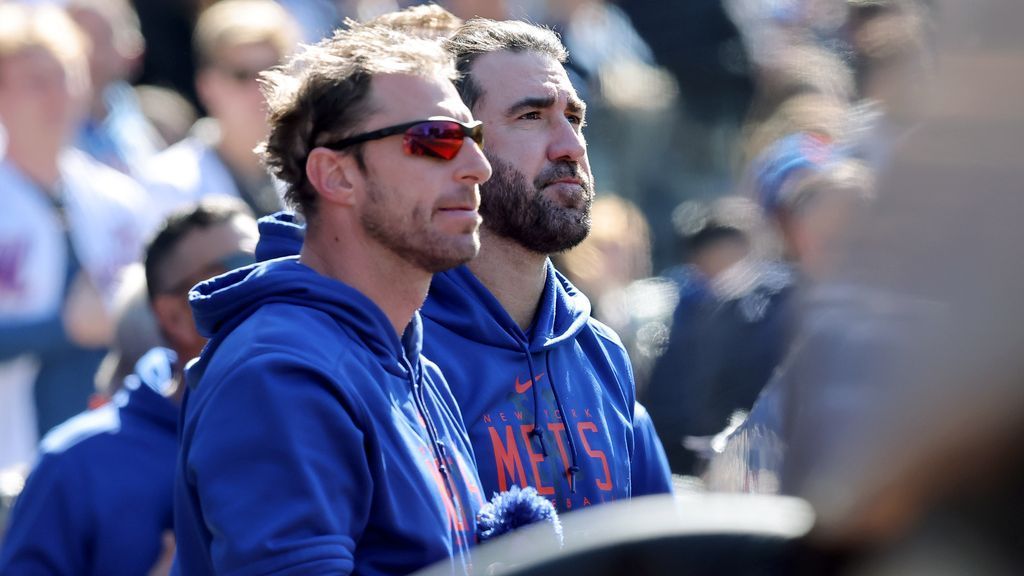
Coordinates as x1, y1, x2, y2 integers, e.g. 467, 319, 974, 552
3, 0, 1024, 573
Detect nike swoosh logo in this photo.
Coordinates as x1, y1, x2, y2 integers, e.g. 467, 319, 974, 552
514, 373, 545, 394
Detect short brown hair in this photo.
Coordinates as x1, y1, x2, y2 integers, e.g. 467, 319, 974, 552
259, 25, 457, 218
444, 18, 567, 110
364, 4, 463, 40
193, 0, 298, 68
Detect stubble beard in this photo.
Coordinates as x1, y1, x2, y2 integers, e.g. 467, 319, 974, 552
361, 182, 480, 274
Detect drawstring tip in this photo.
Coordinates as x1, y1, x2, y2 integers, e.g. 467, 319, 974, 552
530, 428, 548, 457
568, 465, 580, 494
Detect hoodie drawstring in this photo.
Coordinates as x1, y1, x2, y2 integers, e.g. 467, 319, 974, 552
523, 345, 581, 494
407, 360, 462, 521
544, 353, 581, 494
523, 349, 548, 458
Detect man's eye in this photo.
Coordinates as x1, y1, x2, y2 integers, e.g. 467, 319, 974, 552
519, 111, 542, 120
567, 114, 585, 126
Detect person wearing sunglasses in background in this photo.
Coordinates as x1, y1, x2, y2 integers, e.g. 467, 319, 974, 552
171, 23, 494, 576
140, 0, 298, 218
0, 199, 257, 576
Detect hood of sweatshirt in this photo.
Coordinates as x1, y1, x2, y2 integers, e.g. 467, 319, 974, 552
255, 211, 305, 262
422, 262, 592, 353
188, 257, 421, 386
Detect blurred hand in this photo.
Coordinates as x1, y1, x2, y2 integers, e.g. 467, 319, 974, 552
147, 531, 176, 576
62, 271, 114, 348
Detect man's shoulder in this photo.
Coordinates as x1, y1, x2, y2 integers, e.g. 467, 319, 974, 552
582, 316, 628, 353
203, 304, 377, 388
30, 404, 141, 479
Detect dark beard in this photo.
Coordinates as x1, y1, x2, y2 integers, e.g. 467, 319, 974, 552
479, 155, 593, 254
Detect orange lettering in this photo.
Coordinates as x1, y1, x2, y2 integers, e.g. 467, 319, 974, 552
583, 497, 592, 506
514, 411, 524, 421
488, 426, 527, 491
519, 425, 554, 495
483, 414, 492, 424
578, 422, 613, 491
546, 422, 570, 478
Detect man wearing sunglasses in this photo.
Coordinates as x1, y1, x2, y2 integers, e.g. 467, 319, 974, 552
172, 25, 493, 576
418, 19, 674, 514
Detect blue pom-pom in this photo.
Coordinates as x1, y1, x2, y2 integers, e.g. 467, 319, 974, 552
476, 486, 563, 546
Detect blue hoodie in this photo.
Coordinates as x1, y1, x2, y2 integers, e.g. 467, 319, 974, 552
0, 347, 178, 576
174, 257, 485, 576
252, 213, 672, 512
421, 263, 642, 512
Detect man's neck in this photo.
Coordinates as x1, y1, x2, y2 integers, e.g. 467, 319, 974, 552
6, 145, 62, 191
300, 220, 431, 337
467, 227, 549, 331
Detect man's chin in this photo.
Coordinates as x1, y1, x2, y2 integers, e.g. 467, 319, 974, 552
541, 183, 589, 211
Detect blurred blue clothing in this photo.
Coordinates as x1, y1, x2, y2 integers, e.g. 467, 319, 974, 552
645, 262, 797, 474
0, 348, 178, 576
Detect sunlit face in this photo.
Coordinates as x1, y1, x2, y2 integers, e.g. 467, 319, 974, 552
468, 50, 594, 254
0, 47, 80, 151
354, 73, 492, 272
198, 41, 282, 144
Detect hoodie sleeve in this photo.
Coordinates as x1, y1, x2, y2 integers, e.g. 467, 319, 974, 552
185, 353, 372, 575
630, 402, 674, 496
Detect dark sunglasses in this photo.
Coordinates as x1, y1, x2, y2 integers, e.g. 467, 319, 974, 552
218, 66, 266, 83
322, 117, 484, 161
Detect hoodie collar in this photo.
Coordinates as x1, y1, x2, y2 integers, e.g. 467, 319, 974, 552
423, 260, 592, 353
187, 257, 420, 387
117, 347, 179, 432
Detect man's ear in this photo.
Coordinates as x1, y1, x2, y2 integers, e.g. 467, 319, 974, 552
306, 147, 362, 208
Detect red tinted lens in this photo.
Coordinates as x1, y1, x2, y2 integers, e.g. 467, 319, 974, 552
403, 121, 466, 160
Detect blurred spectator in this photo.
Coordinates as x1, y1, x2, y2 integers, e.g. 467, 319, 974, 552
133, 83, 199, 147
0, 3, 145, 467
619, 0, 753, 129
0, 199, 257, 575
845, 0, 933, 170
91, 264, 163, 402
705, 132, 874, 492
67, 0, 166, 175
140, 0, 298, 218
277, 0, 343, 43
130, 0, 209, 110
644, 195, 797, 475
